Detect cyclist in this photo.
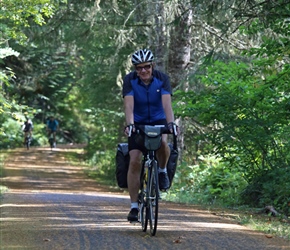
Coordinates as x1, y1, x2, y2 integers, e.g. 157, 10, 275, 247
46, 116, 59, 146
22, 119, 33, 144
123, 48, 178, 222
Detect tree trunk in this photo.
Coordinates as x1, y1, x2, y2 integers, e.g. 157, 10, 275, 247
168, 3, 192, 89
168, 2, 193, 161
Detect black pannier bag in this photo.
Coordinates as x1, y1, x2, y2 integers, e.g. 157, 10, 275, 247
115, 142, 178, 189
167, 143, 178, 188
115, 143, 130, 188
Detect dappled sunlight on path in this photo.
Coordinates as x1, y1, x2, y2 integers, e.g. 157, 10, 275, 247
1, 146, 289, 249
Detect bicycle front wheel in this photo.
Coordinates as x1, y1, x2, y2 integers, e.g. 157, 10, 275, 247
140, 191, 148, 232
49, 138, 54, 150
148, 160, 159, 236
25, 137, 30, 150
139, 167, 148, 232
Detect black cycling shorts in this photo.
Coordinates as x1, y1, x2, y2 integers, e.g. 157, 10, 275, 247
24, 128, 32, 132
128, 119, 167, 152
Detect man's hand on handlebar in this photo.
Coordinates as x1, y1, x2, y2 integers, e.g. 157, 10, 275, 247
124, 123, 179, 137
167, 122, 179, 136
124, 124, 135, 137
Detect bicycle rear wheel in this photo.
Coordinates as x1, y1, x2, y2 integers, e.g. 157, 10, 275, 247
148, 160, 159, 236
25, 137, 30, 150
49, 138, 54, 150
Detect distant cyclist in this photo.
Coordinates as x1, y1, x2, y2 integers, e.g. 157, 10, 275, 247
46, 116, 59, 146
22, 119, 33, 144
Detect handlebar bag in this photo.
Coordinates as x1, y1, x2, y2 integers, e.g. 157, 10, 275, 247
139, 126, 162, 151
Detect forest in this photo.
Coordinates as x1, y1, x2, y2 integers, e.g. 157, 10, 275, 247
1, 0, 290, 215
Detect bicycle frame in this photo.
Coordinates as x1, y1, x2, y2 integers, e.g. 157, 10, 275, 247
25, 135, 31, 150
139, 150, 159, 236
134, 124, 176, 236
48, 133, 54, 149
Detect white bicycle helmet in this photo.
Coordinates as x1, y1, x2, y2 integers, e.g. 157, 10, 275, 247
131, 49, 154, 65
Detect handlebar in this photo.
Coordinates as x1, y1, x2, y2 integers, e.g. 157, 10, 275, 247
129, 124, 178, 150
129, 124, 177, 137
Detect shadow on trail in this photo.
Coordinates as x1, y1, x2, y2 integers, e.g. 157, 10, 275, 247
1, 146, 120, 194
1, 146, 289, 250
1, 192, 288, 250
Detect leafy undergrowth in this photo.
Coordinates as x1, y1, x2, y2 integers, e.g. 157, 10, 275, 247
207, 206, 290, 241
82, 149, 290, 242
0, 185, 8, 195
163, 190, 290, 241
0, 153, 7, 196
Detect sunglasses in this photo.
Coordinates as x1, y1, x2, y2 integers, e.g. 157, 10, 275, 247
135, 64, 152, 71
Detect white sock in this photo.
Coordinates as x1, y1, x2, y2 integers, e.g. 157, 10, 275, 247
131, 202, 139, 210
158, 167, 167, 173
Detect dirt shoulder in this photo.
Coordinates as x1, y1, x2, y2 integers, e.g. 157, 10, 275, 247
0, 146, 289, 250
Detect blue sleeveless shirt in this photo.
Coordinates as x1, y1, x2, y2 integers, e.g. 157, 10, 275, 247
123, 70, 172, 123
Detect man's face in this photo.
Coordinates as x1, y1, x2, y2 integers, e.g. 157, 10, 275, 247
135, 62, 152, 82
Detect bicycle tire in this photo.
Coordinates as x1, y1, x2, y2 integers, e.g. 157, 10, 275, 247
148, 160, 159, 236
140, 192, 148, 232
25, 137, 30, 150
49, 138, 54, 150
139, 166, 148, 232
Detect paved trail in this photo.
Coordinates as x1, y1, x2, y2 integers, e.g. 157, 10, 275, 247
1, 146, 289, 250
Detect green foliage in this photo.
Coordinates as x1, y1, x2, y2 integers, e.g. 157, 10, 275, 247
83, 106, 124, 151
85, 149, 116, 186
166, 156, 247, 206
0, 117, 23, 148
243, 167, 290, 215
0, 0, 62, 44
1, 0, 290, 216
175, 57, 290, 172
0, 115, 49, 148
0, 0, 66, 146
0, 154, 8, 196
173, 14, 290, 211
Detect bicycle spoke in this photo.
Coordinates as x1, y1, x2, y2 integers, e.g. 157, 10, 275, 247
139, 190, 148, 232
148, 161, 159, 236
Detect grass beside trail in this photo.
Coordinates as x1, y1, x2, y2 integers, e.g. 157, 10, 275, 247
162, 191, 290, 241
204, 205, 290, 241
0, 152, 8, 197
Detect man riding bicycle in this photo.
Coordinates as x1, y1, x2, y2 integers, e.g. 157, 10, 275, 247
22, 119, 33, 144
123, 48, 178, 222
46, 116, 59, 146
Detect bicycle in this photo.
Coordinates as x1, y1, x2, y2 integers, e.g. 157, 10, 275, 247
24, 135, 31, 150
130, 124, 177, 236
48, 133, 55, 150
